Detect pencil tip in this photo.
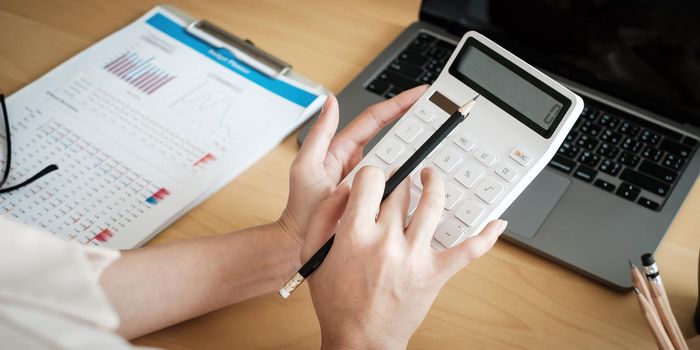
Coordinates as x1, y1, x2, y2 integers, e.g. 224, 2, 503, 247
473, 94, 480, 101
628, 259, 635, 269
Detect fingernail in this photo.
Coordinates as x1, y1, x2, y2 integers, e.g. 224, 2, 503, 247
498, 220, 508, 234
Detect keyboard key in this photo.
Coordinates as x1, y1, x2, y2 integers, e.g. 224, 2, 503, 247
509, 148, 531, 166
598, 159, 621, 176
495, 163, 518, 182
577, 151, 600, 167
616, 182, 641, 201
662, 153, 685, 171
573, 164, 597, 182
580, 106, 599, 121
594, 179, 616, 192
376, 70, 420, 91
621, 137, 643, 153
413, 104, 435, 123
395, 119, 423, 144
385, 87, 401, 98
579, 120, 602, 137
454, 162, 483, 188
576, 134, 599, 150
682, 137, 698, 147
558, 142, 580, 158
618, 121, 640, 137
566, 130, 579, 143
641, 146, 664, 162
388, 59, 423, 80
599, 114, 619, 128
639, 130, 661, 145
444, 182, 464, 210
600, 129, 622, 144
475, 177, 504, 204
454, 200, 485, 227
434, 219, 468, 247
474, 148, 497, 167
425, 59, 444, 74
637, 197, 660, 211
619, 168, 670, 197
433, 147, 463, 173
548, 154, 577, 174
638, 160, 678, 183
366, 79, 390, 95
427, 46, 450, 60
453, 133, 476, 152
596, 142, 619, 158
398, 48, 430, 66
618, 152, 640, 167
419, 71, 437, 84
408, 33, 436, 52
658, 138, 692, 158
376, 138, 403, 164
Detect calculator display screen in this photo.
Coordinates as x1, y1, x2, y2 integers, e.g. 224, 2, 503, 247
449, 38, 570, 138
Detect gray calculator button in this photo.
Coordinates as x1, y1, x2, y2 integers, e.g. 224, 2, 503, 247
454, 162, 483, 188
474, 148, 497, 167
475, 176, 505, 204
433, 146, 463, 173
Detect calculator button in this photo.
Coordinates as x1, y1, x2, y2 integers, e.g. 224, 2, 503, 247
494, 163, 518, 183
376, 139, 403, 164
444, 182, 464, 210
412, 128, 431, 149
430, 114, 448, 129
474, 148, 497, 167
509, 148, 531, 166
453, 133, 476, 152
413, 104, 435, 123
454, 200, 485, 227
475, 177, 505, 204
454, 162, 483, 188
434, 219, 469, 247
395, 119, 423, 144
433, 146, 463, 173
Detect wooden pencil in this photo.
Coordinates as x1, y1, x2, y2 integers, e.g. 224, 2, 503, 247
635, 288, 675, 350
649, 280, 688, 350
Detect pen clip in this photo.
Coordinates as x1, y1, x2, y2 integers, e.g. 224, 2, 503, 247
186, 19, 291, 78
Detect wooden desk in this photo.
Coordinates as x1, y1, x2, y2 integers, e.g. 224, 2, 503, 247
1, 1, 698, 348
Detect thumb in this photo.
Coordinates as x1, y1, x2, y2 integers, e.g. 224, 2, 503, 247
437, 219, 507, 275
302, 184, 350, 261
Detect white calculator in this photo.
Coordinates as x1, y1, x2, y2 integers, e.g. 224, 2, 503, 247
345, 31, 584, 249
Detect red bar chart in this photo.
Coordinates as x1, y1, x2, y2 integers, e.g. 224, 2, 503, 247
104, 51, 176, 94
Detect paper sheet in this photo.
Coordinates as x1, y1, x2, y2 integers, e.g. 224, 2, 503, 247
0, 7, 326, 248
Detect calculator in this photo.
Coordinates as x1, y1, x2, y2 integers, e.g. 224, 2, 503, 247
344, 31, 584, 249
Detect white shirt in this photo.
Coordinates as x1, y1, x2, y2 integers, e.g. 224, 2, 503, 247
0, 217, 148, 349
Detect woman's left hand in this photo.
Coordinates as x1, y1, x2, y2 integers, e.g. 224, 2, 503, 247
279, 85, 428, 247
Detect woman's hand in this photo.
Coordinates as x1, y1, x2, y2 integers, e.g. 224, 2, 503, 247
303, 166, 507, 349
279, 85, 428, 247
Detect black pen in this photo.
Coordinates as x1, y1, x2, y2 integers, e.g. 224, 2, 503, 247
279, 94, 479, 299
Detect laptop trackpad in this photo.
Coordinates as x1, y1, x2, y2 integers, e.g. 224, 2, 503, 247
502, 170, 571, 239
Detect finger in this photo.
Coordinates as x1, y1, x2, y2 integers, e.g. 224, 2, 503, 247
302, 184, 350, 261
297, 96, 339, 165
338, 166, 385, 237
377, 176, 411, 231
327, 85, 428, 176
438, 219, 507, 274
406, 167, 445, 246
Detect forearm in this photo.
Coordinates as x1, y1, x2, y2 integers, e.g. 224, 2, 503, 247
101, 222, 300, 339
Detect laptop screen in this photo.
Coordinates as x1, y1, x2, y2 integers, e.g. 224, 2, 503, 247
421, 0, 700, 127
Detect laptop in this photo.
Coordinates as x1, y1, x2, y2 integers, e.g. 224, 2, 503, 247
298, 0, 700, 289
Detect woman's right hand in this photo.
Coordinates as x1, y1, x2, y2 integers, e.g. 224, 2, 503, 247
302, 166, 508, 349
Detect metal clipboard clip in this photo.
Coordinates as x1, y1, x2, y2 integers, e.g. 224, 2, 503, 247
185, 19, 291, 78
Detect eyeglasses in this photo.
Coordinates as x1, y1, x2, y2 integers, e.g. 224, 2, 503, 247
0, 93, 58, 194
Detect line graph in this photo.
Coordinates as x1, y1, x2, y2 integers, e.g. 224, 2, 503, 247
169, 80, 241, 140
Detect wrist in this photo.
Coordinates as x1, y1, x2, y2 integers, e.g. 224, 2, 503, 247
277, 209, 304, 248
321, 327, 408, 350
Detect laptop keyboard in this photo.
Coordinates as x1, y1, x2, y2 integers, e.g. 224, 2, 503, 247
365, 31, 699, 211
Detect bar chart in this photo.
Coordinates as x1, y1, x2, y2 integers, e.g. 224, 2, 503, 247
104, 51, 176, 94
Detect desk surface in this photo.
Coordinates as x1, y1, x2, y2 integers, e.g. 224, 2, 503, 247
1, 1, 698, 348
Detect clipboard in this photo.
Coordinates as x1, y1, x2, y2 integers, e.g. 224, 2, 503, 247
164, 4, 327, 94
1, 5, 328, 249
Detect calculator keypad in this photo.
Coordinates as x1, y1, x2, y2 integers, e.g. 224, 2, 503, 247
364, 102, 535, 248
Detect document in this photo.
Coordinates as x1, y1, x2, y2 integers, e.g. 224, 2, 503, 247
0, 7, 326, 248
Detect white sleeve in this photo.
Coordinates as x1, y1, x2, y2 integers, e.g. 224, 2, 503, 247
0, 217, 154, 349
